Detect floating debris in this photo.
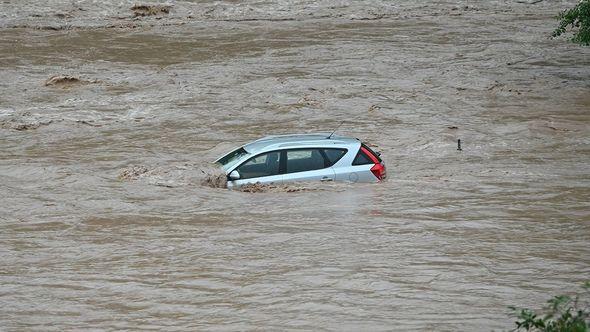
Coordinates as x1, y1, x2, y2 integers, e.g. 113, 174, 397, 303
368, 104, 381, 112
54, 12, 73, 19
545, 125, 571, 132
75, 120, 102, 127
0, 119, 53, 131
131, 4, 171, 17
118, 165, 149, 181
237, 182, 270, 193
106, 22, 141, 29
0, 112, 55, 131
44, 75, 93, 88
201, 172, 228, 189
294, 95, 321, 108
237, 182, 319, 193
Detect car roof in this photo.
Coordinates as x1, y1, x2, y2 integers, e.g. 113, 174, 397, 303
243, 133, 359, 154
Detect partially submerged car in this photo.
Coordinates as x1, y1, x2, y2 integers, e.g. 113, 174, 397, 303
215, 133, 386, 188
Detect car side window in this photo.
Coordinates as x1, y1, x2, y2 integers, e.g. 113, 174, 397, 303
236, 151, 280, 180
286, 149, 326, 173
322, 148, 347, 166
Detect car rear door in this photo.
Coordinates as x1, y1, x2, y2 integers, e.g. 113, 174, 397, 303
282, 148, 335, 183
340, 143, 383, 182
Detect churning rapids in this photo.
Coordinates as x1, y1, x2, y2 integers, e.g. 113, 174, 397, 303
1, 0, 589, 330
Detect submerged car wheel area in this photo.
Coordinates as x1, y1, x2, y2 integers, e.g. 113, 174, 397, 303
215, 133, 386, 188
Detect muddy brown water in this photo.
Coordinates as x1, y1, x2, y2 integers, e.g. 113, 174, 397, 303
1, 0, 589, 330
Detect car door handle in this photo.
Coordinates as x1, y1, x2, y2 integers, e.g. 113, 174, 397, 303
320, 177, 333, 182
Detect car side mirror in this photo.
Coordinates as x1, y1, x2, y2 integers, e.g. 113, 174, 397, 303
228, 170, 240, 180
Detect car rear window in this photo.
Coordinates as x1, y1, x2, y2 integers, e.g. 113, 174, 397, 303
352, 143, 382, 166
352, 149, 373, 165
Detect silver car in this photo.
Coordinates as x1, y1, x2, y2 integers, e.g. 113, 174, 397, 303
215, 133, 386, 188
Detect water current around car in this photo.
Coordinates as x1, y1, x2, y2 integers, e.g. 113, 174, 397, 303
1, 0, 589, 330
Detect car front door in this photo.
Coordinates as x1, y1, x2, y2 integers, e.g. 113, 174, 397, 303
229, 150, 283, 187
282, 148, 335, 183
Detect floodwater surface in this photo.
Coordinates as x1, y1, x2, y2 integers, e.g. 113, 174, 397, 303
1, 0, 589, 330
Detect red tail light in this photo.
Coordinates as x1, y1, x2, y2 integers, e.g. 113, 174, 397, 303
360, 146, 386, 181
370, 163, 386, 180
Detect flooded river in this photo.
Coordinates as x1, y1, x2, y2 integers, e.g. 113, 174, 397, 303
1, 0, 589, 330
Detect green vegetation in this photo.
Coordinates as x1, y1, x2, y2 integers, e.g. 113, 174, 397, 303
509, 282, 590, 332
553, 0, 590, 45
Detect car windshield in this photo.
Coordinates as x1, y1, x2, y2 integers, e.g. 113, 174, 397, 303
216, 147, 249, 167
